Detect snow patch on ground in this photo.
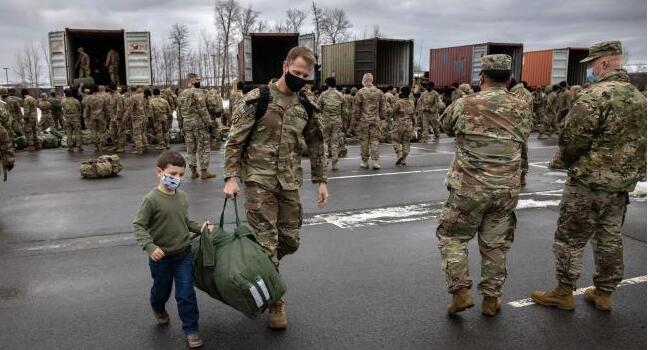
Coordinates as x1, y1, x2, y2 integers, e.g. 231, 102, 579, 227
631, 182, 647, 197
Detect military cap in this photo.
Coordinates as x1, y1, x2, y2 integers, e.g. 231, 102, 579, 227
0, 88, 7, 96
186, 72, 200, 80
481, 54, 512, 71
580, 41, 622, 63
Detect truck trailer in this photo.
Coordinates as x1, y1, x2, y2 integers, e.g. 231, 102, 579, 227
428, 42, 523, 88
521, 48, 589, 89
48, 28, 152, 87
321, 38, 414, 88
237, 33, 316, 85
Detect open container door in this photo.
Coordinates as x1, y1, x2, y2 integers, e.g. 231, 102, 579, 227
124, 32, 152, 85
471, 44, 487, 86
48, 31, 69, 87
242, 35, 253, 83
299, 33, 316, 81
550, 48, 569, 85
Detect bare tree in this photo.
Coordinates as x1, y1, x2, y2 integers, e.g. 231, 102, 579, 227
169, 23, 190, 84
321, 8, 352, 44
254, 20, 270, 33
237, 3, 259, 37
272, 21, 290, 33
372, 24, 382, 38
311, 2, 324, 58
286, 9, 307, 33
161, 42, 176, 86
13, 42, 43, 87
215, 0, 241, 88
40, 40, 51, 86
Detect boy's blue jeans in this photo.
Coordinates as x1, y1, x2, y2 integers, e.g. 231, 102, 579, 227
149, 249, 199, 335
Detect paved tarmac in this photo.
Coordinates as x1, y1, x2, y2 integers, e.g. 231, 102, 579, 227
0, 136, 645, 349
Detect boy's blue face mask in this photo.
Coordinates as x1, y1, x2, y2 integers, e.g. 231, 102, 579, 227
586, 67, 597, 83
162, 174, 181, 191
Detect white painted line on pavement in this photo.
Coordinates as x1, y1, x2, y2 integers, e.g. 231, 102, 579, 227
307, 168, 449, 182
508, 275, 647, 308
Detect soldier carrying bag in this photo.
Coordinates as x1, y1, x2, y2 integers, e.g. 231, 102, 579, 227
191, 198, 286, 319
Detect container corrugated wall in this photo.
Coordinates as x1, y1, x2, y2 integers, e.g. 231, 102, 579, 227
522, 50, 553, 88
375, 39, 413, 87
354, 39, 377, 84
429, 45, 473, 87
321, 42, 355, 85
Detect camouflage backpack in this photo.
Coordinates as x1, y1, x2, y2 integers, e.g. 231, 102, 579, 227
80, 154, 123, 179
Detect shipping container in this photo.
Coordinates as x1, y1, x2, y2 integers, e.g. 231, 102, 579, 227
428, 42, 523, 88
237, 33, 315, 85
48, 28, 152, 87
321, 38, 414, 87
521, 48, 589, 88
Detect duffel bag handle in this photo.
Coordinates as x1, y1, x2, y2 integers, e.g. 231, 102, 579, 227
218, 197, 242, 229
199, 223, 215, 267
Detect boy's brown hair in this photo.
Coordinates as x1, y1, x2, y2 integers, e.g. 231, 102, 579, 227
157, 150, 186, 169
285, 46, 316, 68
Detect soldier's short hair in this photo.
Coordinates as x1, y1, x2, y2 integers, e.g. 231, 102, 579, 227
63, 89, 72, 97
129, 86, 137, 92
157, 150, 186, 170
559, 81, 567, 88
482, 70, 511, 83
153, 88, 160, 95
428, 81, 435, 88
21, 89, 29, 97
285, 46, 316, 68
325, 76, 336, 87
521, 81, 528, 89
49, 91, 56, 97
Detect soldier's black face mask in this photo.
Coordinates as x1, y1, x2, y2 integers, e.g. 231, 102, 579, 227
284, 71, 307, 92
193, 81, 201, 88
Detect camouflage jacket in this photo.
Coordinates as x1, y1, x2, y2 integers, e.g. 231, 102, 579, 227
451, 88, 465, 103
23, 95, 38, 121
317, 87, 346, 125
0, 102, 15, 167
149, 97, 172, 122
38, 100, 52, 118
557, 88, 570, 112
556, 69, 647, 192
532, 90, 545, 110
224, 82, 327, 190
510, 83, 534, 111
417, 89, 439, 113
161, 88, 177, 111
352, 84, 386, 126
61, 96, 82, 121
545, 91, 558, 115
124, 93, 146, 121
0, 100, 11, 131
110, 92, 125, 122
206, 89, 224, 115
83, 94, 106, 121
342, 94, 354, 130
229, 90, 244, 115
392, 97, 416, 126
49, 97, 62, 117
441, 86, 532, 190
4, 96, 22, 123
177, 87, 211, 131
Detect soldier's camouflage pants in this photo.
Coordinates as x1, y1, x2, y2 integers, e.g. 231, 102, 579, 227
39, 114, 54, 131
154, 118, 169, 148
391, 122, 413, 160
89, 117, 107, 150
437, 188, 519, 297
109, 118, 124, 150
64, 118, 82, 148
338, 128, 347, 157
521, 143, 528, 175
23, 118, 39, 147
357, 121, 381, 161
209, 112, 221, 146
553, 179, 627, 292
322, 122, 341, 162
108, 65, 119, 85
132, 115, 147, 152
183, 127, 210, 170
419, 111, 440, 142
244, 181, 302, 266
78, 66, 90, 78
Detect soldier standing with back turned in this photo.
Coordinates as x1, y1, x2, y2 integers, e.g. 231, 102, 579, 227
318, 77, 347, 171
531, 41, 647, 312
350, 73, 386, 170
437, 54, 531, 317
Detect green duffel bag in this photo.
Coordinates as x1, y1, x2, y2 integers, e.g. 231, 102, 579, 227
41, 133, 60, 148
191, 198, 286, 319
49, 129, 64, 140
14, 136, 26, 150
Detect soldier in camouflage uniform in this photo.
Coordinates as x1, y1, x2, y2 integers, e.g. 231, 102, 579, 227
76, 47, 91, 78
108, 86, 125, 153
510, 80, 534, 186
105, 48, 120, 85
38, 93, 54, 131
532, 87, 545, 135
228, 81, 245, 126
0, 101, 15, 178
150, 88, 172, 150
161, 88, 177, 129
544, 85, 560, 136
556, 81, 570, 128
178, 74, 215, 179
49, 91, 62, 130
392, 86, 416, 166
4, 89, 23, 137
351, 73, 386, 169
437, 54, 532, 317
21, 89, 40, 151
0, 89, 15, 136
318, 77, 347, 171
450, 82, 465, 103
339, 88, 355, 158
124, 87, 148, 154
417, 81, 441, 143
61, 89, 83, 151
83, 86, 108, 153
206, 88, 224, 148
223, 47, 328, 330
531, 41, 647, 312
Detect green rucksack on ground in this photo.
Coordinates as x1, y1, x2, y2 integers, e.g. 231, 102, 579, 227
191, 198, 286, 319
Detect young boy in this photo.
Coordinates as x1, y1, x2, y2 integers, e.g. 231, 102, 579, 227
133, 150, 211, 348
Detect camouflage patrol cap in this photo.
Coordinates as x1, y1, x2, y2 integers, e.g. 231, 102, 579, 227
580, 41, 622, 63
481, 54, 512, 71
186, 73, 200, 80
0, 88, 7, 96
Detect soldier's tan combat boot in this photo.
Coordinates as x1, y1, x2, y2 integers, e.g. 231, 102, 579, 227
200, 169, 216, 180
583, 288, 612, 311
530, 283, 575, 310
331, 160, 339, 171
360, 160, 369, 169
189, 166, 199, 179
481, 296, 501, 317
447, 288, 474, 315
372, 161, 381, 170
268, 297, 287, 329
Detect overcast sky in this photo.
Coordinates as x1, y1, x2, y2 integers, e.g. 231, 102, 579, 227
0, 0, 645, 84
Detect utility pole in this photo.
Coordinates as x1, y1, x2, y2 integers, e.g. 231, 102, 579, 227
211, 54, 217, 88
2, 67, 8, 86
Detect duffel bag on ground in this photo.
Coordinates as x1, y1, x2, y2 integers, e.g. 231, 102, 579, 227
41, 133, 60, 148
80, 154, 123, 179
191, 198, 286, 319
14, 136, 26, 150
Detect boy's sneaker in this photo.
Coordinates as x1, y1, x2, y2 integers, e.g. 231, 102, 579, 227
186, 334, 203, 348
154, 311, 169, 325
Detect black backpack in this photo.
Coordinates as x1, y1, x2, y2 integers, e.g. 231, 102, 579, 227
244, 85, 319, 121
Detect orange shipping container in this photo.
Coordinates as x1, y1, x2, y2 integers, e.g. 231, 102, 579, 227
522, 48, 589, 89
